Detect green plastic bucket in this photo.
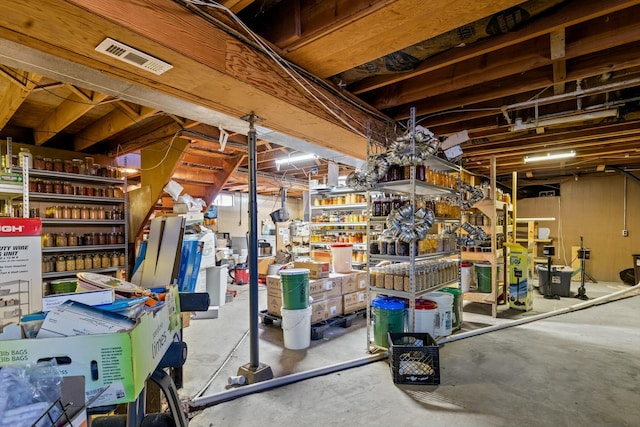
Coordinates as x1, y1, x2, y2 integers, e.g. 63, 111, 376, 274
371, 297, 405, 348
441, 286, 463, 330
280, 269, 310, 309
475, 263, 492, 293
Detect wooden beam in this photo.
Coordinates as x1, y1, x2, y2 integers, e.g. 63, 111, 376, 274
0, 0, 379, 159
0, 68, 42, 129
366, 37, 550, 110
202, 154, 245, 206
280, 0, 523, 77
64, 83, 93, 102
393, 41, 640, 120
550, 29, 566, 94
35, 90, 109, 145
131, 136, 191, 238
351, 0, 640, 94
74, 104, 158, 150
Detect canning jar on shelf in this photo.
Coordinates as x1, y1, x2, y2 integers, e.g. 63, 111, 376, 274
92, 253, 102, 268
55, 232, 68, 247
55, 256, 66, 272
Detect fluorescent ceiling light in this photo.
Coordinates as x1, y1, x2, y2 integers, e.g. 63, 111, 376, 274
510, 108, 618, 132
275, 153, 318, 166
524, 151, 576, 163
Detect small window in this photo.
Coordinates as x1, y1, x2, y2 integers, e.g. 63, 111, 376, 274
213, 193, 233, 207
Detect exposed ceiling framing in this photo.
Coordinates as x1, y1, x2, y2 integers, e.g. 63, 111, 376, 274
0, 0, 639, 203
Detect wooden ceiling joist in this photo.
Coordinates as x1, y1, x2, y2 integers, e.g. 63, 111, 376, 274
0, 68, 42, 129
74, 103, 158, 151
0, 0, 378, 159
350, 0, 640, 95
34, 90, 109, 145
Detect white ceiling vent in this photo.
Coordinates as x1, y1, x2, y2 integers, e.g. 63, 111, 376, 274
95, 38, 173, 75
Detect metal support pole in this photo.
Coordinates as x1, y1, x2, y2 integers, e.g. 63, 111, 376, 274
238, 113, 273, 383
247, 114, 259, 368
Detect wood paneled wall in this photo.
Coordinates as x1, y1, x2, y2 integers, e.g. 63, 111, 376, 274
517, 173, 640, 282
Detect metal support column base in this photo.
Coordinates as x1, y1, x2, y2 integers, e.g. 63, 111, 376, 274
237, 362, 274, 384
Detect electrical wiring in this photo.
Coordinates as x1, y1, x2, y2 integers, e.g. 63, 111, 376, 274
180, 0, 382, 139
180, 0, 390, 122
131, 129, 183, 171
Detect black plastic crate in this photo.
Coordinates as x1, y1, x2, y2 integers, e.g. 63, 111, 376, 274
388, 332, 440, 385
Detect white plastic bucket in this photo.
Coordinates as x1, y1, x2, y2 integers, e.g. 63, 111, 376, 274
460, 262, 473, 293
281, 306, 312, 350
429, 291, 454, 337
330, 243, 353, 273
414, 299, 438, 337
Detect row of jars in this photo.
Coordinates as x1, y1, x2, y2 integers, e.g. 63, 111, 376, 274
372, 196, 459, 218
369, 259, 458, 292
378, 165, 458, 189
352, 251, 367, 263
311, 213, 366, 223
310, 232, 367, 243
31, 156, 121, 178
43, 252, 126, 273
29, 179, 124, 198
43, 205, 124, 221
42, 232, 125, 248
370, 234, 456, 256
314, 193, 366, 206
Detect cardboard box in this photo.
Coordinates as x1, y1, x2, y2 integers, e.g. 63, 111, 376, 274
355, 272, 367, 291
258, 257, 275, 277
266, 275, 282, 297
309, 275, 342, 300
343, 291, 367, 314
266, 292, 282, 317
337, 272, 356, 294
310, 296, 343, 323
293, 260, 330, 279
0, 286, 182, 408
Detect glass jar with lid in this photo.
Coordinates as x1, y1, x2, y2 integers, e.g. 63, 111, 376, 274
67, 232, 78, 247
63, 160, 74, 174
93, 253, 102, 268
101, 253, 111, 269
63, 182, 74, 195
110, 253, 119, 267
53, 181, 63, 194
34, 155, 45, 170
62, 205, 71, 219
81, 207, 91, 220
55, 256, 66, 272
84, 254, 93, 270
119, 252, 126, 267
65, 256, 76, 272
72, 158, 83, 174
75, 254, 85, 270
71, 206, 81, 220
42, 232, 53, 248
55, 232, 68, 247
53, 158, 63, 172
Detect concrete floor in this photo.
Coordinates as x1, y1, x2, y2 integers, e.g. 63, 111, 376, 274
180, 277, 640, 427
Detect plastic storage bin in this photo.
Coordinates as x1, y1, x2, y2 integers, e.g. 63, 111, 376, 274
537, 265, 572, 297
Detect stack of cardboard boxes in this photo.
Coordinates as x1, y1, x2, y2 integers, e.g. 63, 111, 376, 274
265, 261, 367, 324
